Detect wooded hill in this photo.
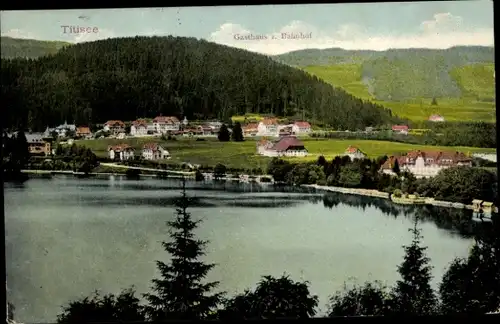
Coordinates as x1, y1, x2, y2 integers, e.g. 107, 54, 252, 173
0, 36, 71, 59
275, 46, 495, 101
1, 36, 402, 131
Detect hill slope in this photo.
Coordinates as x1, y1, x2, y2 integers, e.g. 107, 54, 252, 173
275, 46, 495, 122
1, 36, 401, 131
0, 36, 71, 59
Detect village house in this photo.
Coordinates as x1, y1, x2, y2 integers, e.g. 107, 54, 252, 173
198, 125, 214, 136
292, 121, 312, 134
206, 121, 222, 131
256, 136, 308, 157
279, 125, 293, 137
26, 133, 52, 156
182, 127, 203, 137
108, 144, 135, 161
55, 121, 77, 137
257, 118, 279, 136
428, 114, 445, 122
103, 120, 126, 135
392, 125, 409, 135
344, 145, 367, 160
142, 143, 170, 160
130, 119, 150, 136
76, 126, 92, 139
153, 116, 181, 134
380, 150, 472, 178
243, 123, 258, 137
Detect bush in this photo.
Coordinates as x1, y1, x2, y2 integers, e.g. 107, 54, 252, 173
393, 189, 403, 198
195, 169, 205, 181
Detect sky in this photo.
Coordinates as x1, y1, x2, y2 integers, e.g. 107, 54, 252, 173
0, 1, 495, 55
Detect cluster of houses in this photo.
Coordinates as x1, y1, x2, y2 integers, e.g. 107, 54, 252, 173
104, 116, 223, 138
243, 118, 312, 137
107, 143, 171, 161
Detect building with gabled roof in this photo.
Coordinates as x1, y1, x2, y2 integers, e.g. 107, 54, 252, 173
344, 145, 366, 160
292, 121, 311, 134
257, 136, 308, 157
392, 125, 409, 134
152, 116, 180, 133
103, 120, 126, 135
108, 144, 134, 161
76, 126, 92, 139
142, 143, 170, 160
380, 150, 472, 178
257, 118, 279, 136
130, 119, 151, 136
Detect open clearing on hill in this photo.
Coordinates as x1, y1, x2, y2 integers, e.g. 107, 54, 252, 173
77, 137, 496, 170
303, 64, 496, 122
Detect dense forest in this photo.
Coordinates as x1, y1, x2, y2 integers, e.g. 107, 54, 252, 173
1, 36, 401, 132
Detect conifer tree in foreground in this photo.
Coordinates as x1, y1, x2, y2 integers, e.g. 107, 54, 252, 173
143, 177, 224, 321
391, 217, 437, 314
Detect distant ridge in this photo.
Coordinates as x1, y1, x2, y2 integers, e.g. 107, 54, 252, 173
0, 36, 71, 59
274, 45, 495, 104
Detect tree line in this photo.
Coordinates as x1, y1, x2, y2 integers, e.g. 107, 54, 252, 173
1, 36, 403, 133
311, 121, 497, 149
267, 156, 497, 205
22, 177, 496, 323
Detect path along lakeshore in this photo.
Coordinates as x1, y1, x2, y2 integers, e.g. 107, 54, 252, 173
302, 184, 498, 213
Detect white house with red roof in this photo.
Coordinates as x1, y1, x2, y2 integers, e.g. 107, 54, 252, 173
153, 116, 180, 134
292, 121, 311, 134
392, 125, 409, 135
380, 150, 472, 178
108, 144, 135, 161
344, 145, 367, 160
256, 136, 308, 157
142, 143, 170, 160
103, 120, 126, 135
130, 119, 150, 136
257, 118, 279, 136
428, 114, 445, 122
243, 123, 259, 137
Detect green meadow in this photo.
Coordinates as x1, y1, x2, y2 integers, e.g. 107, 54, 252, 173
303, 63, 496, 122
77, 137, 496, 170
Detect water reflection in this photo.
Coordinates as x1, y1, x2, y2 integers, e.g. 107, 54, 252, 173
319, 191, 491, 239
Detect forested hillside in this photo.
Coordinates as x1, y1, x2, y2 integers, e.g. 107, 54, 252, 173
1, 36, 401, 131
275, 46, 495, 101
0, 36, 70, 59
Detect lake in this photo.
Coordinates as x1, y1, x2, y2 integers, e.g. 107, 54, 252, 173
5, 176, 478, 323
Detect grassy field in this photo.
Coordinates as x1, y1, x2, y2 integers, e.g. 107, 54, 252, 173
303, 64, 496, 122
77, 137, 496, 170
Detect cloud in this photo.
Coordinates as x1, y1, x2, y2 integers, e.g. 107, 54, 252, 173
70, 28, 116, 43
420, 12, 464, 33
1, 29, 38, 39
208, 13, 494, 55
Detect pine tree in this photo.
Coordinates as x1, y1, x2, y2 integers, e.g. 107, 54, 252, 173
218, 124, 230, 142
392, 158, 400, 175
231, 122, 244, 142
391, 218, 437, 314
143, 177, 224, 321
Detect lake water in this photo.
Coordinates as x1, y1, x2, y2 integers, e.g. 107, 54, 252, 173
5, 176, 478, 323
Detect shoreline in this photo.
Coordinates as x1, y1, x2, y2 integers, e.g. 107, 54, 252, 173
18, 169, 275, 184
15, 169, 497, 213
303, 184, 497, 213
